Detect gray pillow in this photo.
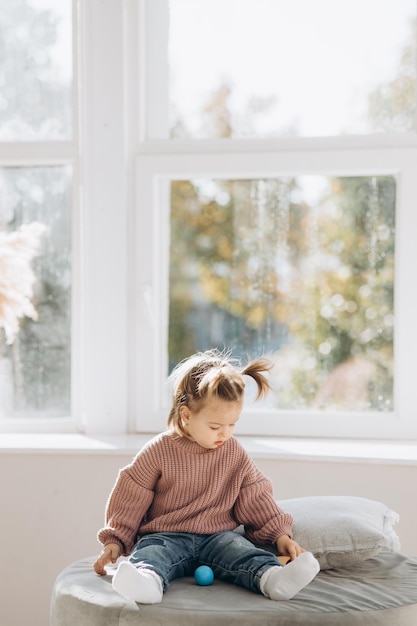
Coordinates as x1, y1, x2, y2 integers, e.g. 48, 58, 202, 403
276, 495, 400, 570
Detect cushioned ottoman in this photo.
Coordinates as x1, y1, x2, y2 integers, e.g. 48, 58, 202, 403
51, 552, 417, 626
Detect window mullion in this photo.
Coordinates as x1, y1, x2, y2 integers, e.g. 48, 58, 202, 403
142, 0, 170, 141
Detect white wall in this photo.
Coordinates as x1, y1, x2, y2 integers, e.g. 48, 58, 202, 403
2, 451, 416, 626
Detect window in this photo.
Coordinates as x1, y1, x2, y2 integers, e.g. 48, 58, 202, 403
168, 175, 395, 414
165, 0, 416, 139
134, 0, 417, 438
0, 1, 129, 435
3, 1, 416, 439
0, 1, 74, 428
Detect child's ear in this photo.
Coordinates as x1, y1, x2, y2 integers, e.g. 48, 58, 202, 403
179, 405, 190, 423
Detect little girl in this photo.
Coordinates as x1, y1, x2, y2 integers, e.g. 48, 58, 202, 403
94, 349, 319, 603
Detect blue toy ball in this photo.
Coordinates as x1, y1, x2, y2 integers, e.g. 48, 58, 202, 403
194, 565, 214, 586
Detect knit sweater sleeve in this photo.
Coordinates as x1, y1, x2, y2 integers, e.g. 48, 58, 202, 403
97, 441, 160, 555
233, 451, 293, 545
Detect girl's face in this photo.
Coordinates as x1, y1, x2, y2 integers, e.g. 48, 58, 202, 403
180, 397, 242, 449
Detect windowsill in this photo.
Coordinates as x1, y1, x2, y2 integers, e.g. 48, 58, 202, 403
1, 433, 417, 465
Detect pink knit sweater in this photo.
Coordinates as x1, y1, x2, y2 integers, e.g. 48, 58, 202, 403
98, 431, 293, 555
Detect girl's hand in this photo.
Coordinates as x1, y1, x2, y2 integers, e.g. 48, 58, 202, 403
276, 535, 305, 562
93, 543, 122, 575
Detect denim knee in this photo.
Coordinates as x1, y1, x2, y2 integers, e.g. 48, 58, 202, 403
129, 533, 195, 590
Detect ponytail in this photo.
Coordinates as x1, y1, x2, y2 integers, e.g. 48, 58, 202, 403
241, 357, 272, 400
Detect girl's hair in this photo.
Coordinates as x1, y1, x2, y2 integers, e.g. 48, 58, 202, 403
167, 349, 272, 436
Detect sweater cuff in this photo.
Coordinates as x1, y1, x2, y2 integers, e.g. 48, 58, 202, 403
245, 515, 293, 545
98, 532, 126, 556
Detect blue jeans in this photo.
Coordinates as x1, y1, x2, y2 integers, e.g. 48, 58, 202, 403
129, 531, 281, 594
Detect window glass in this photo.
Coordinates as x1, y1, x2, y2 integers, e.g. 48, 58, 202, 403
0, 0, 72, 140
169, 175, 395, 412
0, 166, 71, 418
167, 0, 416, 138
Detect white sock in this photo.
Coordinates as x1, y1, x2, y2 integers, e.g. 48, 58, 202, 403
260, 552, 319, 601
112, 561, 163, 604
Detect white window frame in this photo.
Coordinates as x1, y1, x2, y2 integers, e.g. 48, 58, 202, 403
133, 144, 417, 439
0, 0, 130, 435
4, 0, 417, 440
132, 0, 417, 439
